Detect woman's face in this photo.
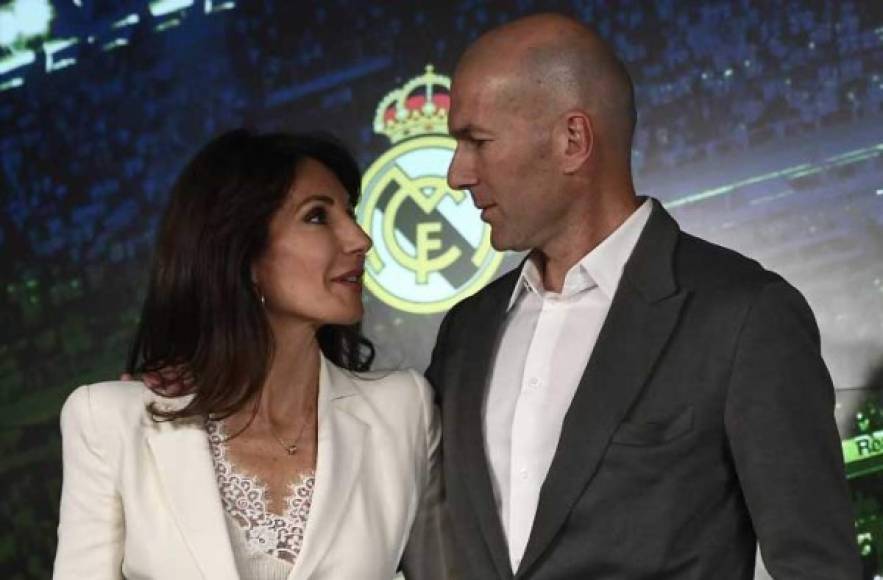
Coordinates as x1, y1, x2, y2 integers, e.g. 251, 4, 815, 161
252, 157, 371, 329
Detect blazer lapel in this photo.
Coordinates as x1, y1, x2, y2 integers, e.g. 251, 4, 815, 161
288, 356, 368, 580
145, 396, 239, 580
452, 270, 521, 580
517, 201, 690, 577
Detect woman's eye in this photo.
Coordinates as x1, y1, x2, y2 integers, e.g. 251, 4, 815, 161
305, 207, 328, 224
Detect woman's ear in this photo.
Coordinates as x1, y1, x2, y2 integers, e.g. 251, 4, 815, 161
251, 267, 266, 307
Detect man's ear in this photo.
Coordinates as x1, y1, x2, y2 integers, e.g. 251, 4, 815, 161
560, 110, 593, 174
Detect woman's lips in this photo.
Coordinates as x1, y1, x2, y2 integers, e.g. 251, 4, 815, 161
332, 269, 364, 290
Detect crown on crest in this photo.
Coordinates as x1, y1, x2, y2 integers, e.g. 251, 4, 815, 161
374, 64, 451, 144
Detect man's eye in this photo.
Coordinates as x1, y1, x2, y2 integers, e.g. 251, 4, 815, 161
305, 207, 328, 224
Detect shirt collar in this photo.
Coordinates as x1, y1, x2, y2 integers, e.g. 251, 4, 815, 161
506, 198, 653, 311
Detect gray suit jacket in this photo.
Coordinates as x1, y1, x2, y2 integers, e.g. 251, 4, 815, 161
426, 200, 860, 580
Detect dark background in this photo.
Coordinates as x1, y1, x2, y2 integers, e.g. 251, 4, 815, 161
1, 0, 882, 577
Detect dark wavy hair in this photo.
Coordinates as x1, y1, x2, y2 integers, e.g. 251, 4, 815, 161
127, 129, 374, 421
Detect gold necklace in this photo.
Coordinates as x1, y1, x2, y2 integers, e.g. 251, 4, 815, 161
267, 398, 315, 456
268, 420, 308, 455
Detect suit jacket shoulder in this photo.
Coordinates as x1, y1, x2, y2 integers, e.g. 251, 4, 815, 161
345, 368, 432, 412
675, 231, 785, 293
64, 380, 148, 420
440, 266, 520, 333
61, 381, 160, 458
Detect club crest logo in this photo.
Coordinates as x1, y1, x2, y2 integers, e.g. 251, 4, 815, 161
358, 65, 503, 314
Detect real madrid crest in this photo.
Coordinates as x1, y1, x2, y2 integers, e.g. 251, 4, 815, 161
358, 65, 503, 314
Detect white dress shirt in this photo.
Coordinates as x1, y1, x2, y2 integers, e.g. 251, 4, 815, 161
483, 199, 652, 571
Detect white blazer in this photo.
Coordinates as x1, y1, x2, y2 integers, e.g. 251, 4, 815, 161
53, 356, 448, 580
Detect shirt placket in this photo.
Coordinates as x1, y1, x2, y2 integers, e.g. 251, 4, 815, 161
507, 295, 567, 569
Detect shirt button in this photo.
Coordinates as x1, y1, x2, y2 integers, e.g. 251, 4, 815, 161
519, 467, 529, 479
527, 377, 539, 389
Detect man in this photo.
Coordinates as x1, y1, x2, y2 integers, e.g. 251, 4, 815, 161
426, 13, 860, 580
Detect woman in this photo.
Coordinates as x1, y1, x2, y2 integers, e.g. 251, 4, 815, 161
53, 130, 447, 579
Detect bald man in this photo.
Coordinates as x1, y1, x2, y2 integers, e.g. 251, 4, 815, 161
425, 13, 860, 580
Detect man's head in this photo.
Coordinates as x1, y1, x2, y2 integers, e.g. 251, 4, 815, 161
447, 13, 637, 253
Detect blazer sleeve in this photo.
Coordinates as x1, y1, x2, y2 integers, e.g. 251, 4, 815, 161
723, 279, 861, 579
401, 370, 455, 580
53, 385, 124, 580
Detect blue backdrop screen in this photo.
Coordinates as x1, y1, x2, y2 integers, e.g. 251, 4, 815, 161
1, 1, 881, 577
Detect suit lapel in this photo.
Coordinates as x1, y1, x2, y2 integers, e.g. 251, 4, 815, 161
145, 396, 239, 580
517, 201, 690, 576
288, 356, 368, 580
453, 270, 521, 580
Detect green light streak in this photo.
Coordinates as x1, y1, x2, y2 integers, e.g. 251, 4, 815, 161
664, 142, 883, 209
112, 13, 140, 29
205, 0, 236, 12
664, 164, 811, 209
0, 77, 23, 92
149, 0, 194, 17
155, 18, 182, 32
101, 38, 129, 51
43, 37, 78, 72
0, 50, 35, 75
748, 190, 794, 205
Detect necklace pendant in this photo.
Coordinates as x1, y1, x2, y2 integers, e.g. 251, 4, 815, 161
286, 445, 298, 455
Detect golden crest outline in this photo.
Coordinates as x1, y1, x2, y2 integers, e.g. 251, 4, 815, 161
357, 65, 503, 314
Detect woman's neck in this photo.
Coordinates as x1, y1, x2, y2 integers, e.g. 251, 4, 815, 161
260, 322, 320, 424
226, 320, 320, 436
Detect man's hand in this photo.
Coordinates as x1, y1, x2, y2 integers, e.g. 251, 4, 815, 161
119, 366, 193, 395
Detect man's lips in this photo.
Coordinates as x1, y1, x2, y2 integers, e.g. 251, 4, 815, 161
478, 204, 497, 221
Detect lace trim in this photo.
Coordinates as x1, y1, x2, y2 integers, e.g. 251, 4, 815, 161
206, 419, 315, 564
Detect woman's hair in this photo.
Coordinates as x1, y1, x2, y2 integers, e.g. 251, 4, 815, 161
127, 129, 374, 421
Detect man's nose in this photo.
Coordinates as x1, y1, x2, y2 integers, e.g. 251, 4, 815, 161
447, 145, 476, 190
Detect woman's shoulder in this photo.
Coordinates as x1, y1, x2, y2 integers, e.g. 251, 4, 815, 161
326, 363, 435, 427
341, 367, 432, 404
61, 380, 174, 433
63, 379, 143, 413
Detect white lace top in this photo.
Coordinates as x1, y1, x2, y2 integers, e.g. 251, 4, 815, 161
206, 420, 315, 577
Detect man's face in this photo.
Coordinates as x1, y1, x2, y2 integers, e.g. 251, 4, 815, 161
447, 66, 568, 252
